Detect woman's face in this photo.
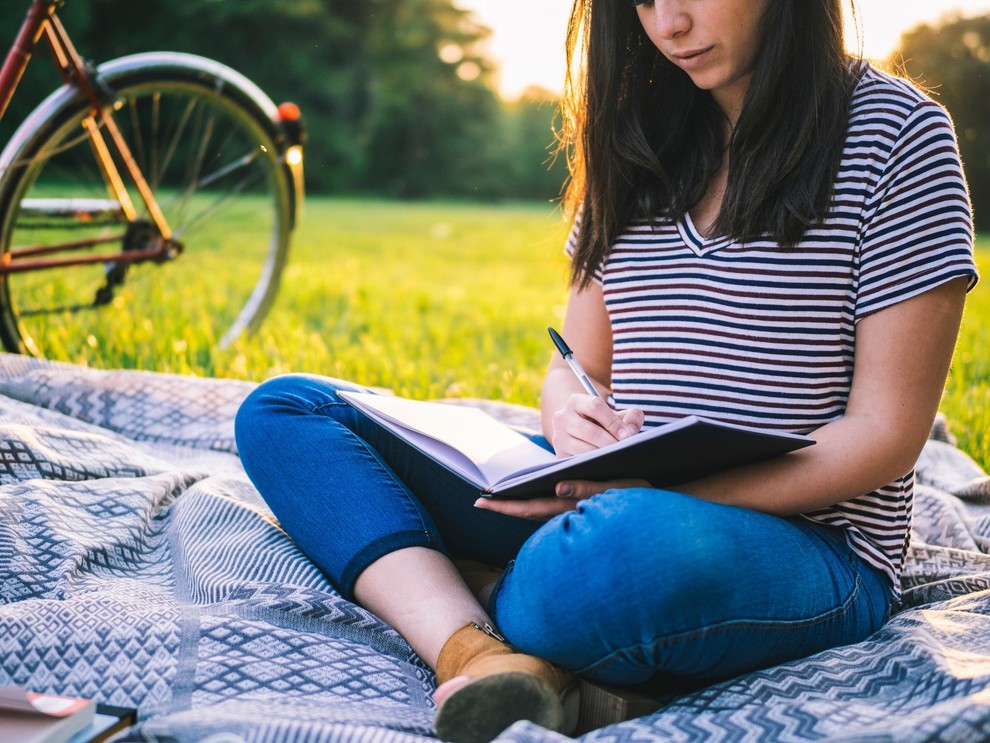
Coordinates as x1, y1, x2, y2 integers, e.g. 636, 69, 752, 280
634, 0, 771, 120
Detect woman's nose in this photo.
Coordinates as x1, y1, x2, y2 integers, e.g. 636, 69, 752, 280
648, 2, 692, 39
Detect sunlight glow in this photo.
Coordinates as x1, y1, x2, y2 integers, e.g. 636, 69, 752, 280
457, 0, 990, 99
850, 0, 990, 61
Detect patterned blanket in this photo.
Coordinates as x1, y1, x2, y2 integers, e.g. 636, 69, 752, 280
2, 352, 990, 742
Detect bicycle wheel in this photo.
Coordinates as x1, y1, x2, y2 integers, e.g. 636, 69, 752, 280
0, 53, 300, 361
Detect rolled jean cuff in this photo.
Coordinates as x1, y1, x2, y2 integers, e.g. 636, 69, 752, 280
339, 530, 444, 600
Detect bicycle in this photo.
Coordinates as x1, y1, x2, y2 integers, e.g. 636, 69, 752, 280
0, 0, 304, 358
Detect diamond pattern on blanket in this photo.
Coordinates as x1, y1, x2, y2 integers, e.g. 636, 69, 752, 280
575, 600, 990, 743
0, 424, 171, 484
0, 592, 182, 710
901, 542, 990, 607
0, 475, 187, 602
195, 616, 420, 704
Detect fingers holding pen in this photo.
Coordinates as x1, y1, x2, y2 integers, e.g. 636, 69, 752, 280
573, 395, 644, 440
617, 407, 645, 433
552, 394, 644, 457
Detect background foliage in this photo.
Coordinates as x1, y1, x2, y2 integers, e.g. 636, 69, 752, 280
0, 0, 567, 200
892, 14, 990, 230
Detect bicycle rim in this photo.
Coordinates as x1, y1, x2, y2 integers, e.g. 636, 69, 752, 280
0, 75, 291, 363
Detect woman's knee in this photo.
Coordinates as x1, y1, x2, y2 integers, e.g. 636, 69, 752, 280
524, 488, 738, 593
494, 489, 771, 644
235, 374, 361, 463
495, 490, 718, 633
495, 490, 872, 682
237, 373, 357, 429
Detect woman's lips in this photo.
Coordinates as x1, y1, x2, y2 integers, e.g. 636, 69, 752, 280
671, 46, 714, 69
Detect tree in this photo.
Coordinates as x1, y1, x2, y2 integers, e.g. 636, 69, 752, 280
359, 0, 503, 197
891, 14, 990, 230
0, 0, 566, 200
503, 87, 569, 201
82, 0, 375, 191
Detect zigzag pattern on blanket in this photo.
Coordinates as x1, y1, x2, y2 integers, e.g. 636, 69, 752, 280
2, 352, 990, 742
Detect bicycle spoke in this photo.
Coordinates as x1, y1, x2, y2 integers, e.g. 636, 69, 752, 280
197, 149, 261, 189
158, 94, 197, 187
173, 164, 267, 237
128, 97, 147, 185
151, 92, 161, 189
160, 130, 251, 220
8, 129, 93, 170
179, 103, 219, 213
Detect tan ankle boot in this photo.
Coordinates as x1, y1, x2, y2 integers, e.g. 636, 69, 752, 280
434, 622, 578, 743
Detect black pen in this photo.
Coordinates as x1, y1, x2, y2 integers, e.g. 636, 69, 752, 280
548, 327, 602, 399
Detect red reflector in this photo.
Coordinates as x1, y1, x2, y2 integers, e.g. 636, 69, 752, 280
277, 102, 301, 121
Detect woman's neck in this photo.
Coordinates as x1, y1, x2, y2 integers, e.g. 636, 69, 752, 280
689, 119, 732, 237
689, 157, 729, 238
711, 71, 753, 127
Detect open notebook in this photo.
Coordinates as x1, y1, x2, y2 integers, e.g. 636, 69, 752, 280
339, 391, 814, 499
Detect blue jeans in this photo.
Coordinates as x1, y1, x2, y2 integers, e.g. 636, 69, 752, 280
235, 374, 891, 686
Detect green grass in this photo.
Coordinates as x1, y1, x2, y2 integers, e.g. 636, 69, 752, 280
8, 196, 989, 471
216, 198, 575, 402
942, 235, 989, 472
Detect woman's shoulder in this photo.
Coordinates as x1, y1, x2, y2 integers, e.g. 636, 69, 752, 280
850, 62, 948, 120
847, 61, 957, 152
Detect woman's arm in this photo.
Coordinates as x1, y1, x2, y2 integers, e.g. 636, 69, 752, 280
540, 283, 644, 454
682, 276, 969, 516
479, 277, 968, 520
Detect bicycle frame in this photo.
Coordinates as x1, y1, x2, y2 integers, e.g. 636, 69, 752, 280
0, 0, 54, 121
0, 0, 175, 275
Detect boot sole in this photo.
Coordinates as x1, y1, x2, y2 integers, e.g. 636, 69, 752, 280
435, 672, 573, 743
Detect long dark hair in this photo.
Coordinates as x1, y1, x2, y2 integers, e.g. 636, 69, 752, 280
560, 0, 861, 287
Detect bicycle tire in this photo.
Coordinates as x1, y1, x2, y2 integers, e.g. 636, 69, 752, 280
0, 52, 301, 361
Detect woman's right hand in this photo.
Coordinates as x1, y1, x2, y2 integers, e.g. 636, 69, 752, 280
551, 394, 645, 457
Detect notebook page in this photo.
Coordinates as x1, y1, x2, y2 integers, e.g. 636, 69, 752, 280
338, 392, 556, 485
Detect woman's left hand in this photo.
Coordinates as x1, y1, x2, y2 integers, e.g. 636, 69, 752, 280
474, 478, 651, 521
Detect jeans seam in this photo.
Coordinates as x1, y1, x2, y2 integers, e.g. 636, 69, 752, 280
357, 437, 433, 537
577, 572, 864, 677
487, 560, 515, 620
312, 400, 347, 414
311, 396, 435, 548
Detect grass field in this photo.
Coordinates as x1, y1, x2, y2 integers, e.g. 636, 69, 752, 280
941, 237, 989, 473
12, 195, 988, 471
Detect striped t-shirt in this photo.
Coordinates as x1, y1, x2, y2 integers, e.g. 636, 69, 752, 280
571, 65, 979, 600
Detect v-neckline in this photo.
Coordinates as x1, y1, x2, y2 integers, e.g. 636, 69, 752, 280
676, 211, 732, 257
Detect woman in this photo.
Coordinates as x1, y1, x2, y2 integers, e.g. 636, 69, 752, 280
235, 0, 979, 741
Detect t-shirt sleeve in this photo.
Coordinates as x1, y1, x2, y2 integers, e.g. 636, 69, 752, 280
562, 214, 605, 285
855, 100, 978, 321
